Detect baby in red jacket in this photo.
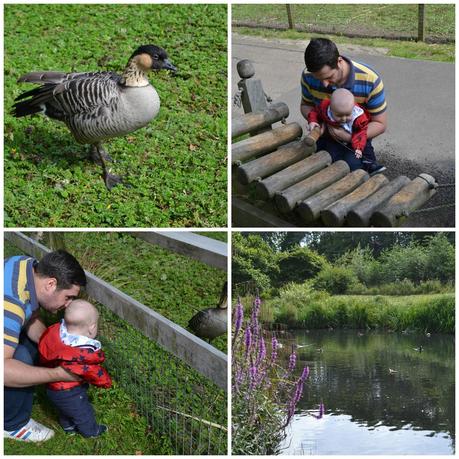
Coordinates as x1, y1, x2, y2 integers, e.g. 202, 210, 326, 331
307, 88, 370, 159
39, 299, 112, 437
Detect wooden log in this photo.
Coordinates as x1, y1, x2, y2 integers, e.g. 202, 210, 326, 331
257, 150, 332, 200
232, 197, 296, 227
297, 169, 369, 223
321, 174, 389, 227
232, 122, 302, 164
304, 126, 322, 146
371, 173, 437, 227
274, 160, 349, 213
237, 139, 313, 186
346, 176, 411, 227
232, 102, 289, 139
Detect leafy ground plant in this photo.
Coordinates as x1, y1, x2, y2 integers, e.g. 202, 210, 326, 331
4, 4, 227, 227
232, 295, 323, 455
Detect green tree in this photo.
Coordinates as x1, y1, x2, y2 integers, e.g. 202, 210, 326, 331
275, 246, 326, 287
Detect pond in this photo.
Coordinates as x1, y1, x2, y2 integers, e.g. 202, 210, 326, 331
279, 330, 455, 455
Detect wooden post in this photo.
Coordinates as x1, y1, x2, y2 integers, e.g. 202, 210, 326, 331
286, 4, 294, 29
232, 102, 289, 139
275, 160, 350, 213
297, 169, 369, 223
237, 139, 312, 185
346, 176, 411, 227
320, 174, 389, 227
232, 123, 302, 164
371, 173, 437, 227
256, 150, 332, 200
236, 59, 268, 117
418, 4, 425, 42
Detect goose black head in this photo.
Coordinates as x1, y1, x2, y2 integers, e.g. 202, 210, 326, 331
130, 45, 177, 73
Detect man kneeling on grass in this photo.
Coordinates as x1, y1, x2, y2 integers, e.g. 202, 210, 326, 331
4, 250, 86, 442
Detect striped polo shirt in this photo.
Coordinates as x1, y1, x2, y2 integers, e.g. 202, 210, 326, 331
4, 256, 39, 349
301, 56, 387, 116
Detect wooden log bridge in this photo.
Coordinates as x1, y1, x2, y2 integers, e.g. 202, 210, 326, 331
232, 60, 438, 227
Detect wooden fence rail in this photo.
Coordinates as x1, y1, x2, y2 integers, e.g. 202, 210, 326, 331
135, 232, 227, 271
5, 231, 227, 391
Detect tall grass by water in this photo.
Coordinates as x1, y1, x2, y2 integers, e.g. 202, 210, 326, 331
262, 283, 454, 333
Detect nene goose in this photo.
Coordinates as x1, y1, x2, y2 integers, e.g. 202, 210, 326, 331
12, 44, 176, 189
188, 282, 228, 343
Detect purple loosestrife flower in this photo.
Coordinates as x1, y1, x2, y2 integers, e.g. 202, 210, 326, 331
256, 336, 266, 366
271, 337, 278, 363
284, 366, 310, 427
312, 402, 325, 419
244, 327, 252, 358
234, 298, 243, 338
249, 365, 258, 390
288, 351, 297, 372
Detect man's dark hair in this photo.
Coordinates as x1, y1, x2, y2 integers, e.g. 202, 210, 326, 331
35, 250, 87, 289
304, 38, 340, 72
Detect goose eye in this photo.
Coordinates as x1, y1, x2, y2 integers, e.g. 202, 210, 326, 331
153, 54, 159, 60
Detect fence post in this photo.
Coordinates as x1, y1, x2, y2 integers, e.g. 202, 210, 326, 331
418, 4, 425, 42
286, 4, 294, 29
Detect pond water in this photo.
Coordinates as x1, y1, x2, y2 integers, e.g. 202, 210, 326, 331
280, 330, 455, 455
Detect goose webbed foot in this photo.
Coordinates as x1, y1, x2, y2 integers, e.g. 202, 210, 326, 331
92, 143, 124, 190
90, 144, 114, 166
104, 171, 124, 190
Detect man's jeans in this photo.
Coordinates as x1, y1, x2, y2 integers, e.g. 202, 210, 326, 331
4, 335, 38, 431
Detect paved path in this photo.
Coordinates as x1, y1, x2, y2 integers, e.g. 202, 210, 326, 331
232, 34, 455, 227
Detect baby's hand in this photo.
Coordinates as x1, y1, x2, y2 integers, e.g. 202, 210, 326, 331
308, 122, 320, 132
355, 149, 363, 159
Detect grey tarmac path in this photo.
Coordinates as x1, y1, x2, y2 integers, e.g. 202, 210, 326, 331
232, 34, 455, 227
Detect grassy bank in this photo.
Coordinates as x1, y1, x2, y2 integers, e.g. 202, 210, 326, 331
5, 4, 227, 227
261, 285, 454, 333
233, 28, 454, 63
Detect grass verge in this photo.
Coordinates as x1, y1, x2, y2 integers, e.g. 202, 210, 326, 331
262, 284, 454, 333
233, 27, 454, 62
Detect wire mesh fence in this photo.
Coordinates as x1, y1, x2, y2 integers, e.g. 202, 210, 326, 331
98, 305, 227, 455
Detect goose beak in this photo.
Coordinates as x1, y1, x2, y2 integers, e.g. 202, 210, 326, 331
162, 59, 177, 73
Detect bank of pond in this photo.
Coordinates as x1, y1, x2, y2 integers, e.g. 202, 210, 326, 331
260, 292, 454, 334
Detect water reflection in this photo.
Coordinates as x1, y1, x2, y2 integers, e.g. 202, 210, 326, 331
279, 330, 454, 455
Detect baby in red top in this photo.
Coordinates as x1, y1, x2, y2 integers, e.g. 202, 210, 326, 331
39, 300, 111, 437
307, 88, 370, 159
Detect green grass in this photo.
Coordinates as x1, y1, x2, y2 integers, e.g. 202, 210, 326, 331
264, 283, 455, 333
233, 27, 454, 63
4, 4, 227, 227
233, 4, 455, 41
4, 234, 227, 454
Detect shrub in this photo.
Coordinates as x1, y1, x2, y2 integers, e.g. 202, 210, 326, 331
313, 265, 359, 294
274, 247, 326, 287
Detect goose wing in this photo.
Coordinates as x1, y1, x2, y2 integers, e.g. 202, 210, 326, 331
13, 71, 121, 119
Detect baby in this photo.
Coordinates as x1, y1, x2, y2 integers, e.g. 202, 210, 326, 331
307, 88, 369, 160
38, 299, 112, 438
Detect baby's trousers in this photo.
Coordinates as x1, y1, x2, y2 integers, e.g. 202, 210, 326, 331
47, 384, 99, 437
